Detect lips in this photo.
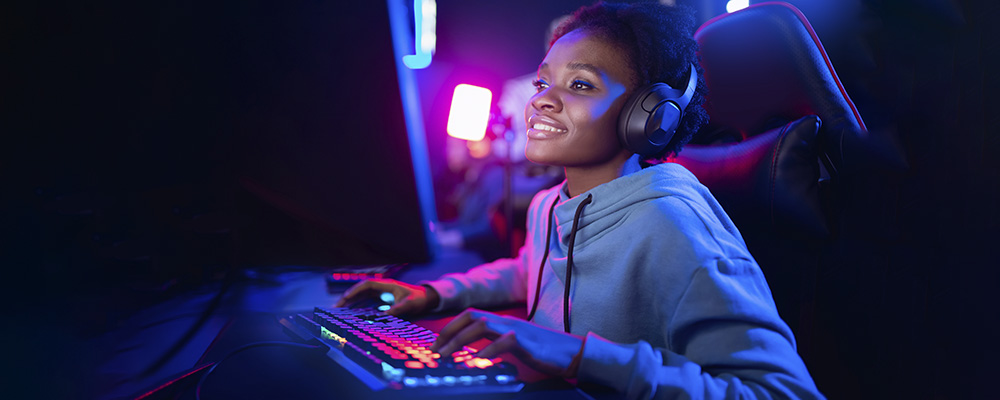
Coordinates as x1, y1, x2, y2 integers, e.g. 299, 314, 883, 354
527, 115, 568, 139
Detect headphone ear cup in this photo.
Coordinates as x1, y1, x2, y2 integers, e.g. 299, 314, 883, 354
617, 85, 653, 156
617, 64, 699, 158
617, 83, 681, 157
655, 103, 683, 144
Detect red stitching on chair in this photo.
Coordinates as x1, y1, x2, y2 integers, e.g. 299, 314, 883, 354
771, 2, 867, 132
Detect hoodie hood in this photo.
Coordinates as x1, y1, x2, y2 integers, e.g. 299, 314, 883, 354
550, 156, 736, 251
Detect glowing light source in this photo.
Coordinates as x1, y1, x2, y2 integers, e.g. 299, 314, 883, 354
379, 292, 396, 304
402, 0, 436, 69
470, 357, 495, 369
726, 0, 749, 13
446, 84, 492, 141
420, 0, 436, 55
321, 327, 347, 345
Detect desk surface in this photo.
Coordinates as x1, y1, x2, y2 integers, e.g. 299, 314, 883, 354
85, 249, 612, 400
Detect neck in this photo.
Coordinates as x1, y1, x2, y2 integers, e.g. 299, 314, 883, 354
563, 152, 639, 198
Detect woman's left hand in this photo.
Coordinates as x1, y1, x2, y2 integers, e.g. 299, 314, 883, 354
430, 308, 585, 378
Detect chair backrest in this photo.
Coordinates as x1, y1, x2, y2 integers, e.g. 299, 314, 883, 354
672, 2, 855, 238
669, 2, 866, 353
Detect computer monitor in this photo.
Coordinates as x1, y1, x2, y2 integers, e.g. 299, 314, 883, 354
227, 0, 438, 267
6, 0, 437, 285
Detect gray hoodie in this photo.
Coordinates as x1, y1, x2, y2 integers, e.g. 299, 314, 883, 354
426, 156, 823, 399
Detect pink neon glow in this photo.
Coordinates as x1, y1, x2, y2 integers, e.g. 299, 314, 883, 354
447, 84, 492, 141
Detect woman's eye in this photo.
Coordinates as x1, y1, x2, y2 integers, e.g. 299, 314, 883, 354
571, 80, 593, 90
532, 79, 548, 92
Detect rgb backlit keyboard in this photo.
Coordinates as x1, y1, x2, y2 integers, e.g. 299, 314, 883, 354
279, 307, 523, 395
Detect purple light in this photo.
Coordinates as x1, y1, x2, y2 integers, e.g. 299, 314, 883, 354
446, 84, 492, 141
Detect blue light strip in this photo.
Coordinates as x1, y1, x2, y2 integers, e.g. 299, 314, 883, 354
402, 0, 432, 69
387, 0, 440, 259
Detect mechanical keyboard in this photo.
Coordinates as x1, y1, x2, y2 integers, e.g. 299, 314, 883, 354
279, 307, 523, 395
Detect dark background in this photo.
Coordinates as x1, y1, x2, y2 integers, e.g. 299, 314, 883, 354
3, 0, 998, 398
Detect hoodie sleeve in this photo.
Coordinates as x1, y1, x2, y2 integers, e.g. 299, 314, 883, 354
422, 248, 530, 312
421, 185, 560, 312
576, 258, 824, 400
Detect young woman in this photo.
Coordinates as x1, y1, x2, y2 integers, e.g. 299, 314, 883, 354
338, 2, 822, 398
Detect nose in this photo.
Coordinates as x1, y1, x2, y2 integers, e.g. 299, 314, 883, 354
529, 87, 561, 113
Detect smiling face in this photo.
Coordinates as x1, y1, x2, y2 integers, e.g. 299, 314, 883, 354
524, 28, 635, 170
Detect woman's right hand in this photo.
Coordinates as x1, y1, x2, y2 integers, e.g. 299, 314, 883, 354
334, 279, 440, 316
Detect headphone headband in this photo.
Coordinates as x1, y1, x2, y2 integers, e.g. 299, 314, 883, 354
677, 63, 698, 113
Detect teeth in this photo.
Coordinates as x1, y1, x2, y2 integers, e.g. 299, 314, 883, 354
533, 123, 567, 133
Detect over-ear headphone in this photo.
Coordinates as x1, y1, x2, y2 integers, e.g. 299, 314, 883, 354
617, 63, 698, 157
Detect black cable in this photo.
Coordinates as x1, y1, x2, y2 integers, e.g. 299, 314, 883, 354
138, 269, 237, 378
194, 341, 322, 400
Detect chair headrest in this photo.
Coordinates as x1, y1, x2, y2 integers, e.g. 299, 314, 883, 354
695, 2, 874, 176
673, 115, 827, 237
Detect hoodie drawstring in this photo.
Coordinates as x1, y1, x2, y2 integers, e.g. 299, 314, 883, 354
527, 193, 593, 333
563, 194, 592, 332
526, 199, 558, 323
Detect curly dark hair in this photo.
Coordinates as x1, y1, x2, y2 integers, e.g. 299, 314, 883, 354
551, 1, 708, 159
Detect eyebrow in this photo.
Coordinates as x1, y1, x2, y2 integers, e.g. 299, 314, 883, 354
537, 62, 603, 76
567, 62, 602, 75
